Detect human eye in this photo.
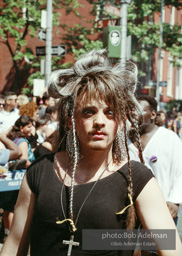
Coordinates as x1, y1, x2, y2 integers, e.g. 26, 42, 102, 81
82, 108, 95, 117
105, 109, 115, 118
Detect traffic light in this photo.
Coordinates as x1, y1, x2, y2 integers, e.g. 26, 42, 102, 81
103, 25, 122, 58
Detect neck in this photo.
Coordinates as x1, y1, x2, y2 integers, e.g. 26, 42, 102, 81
71, 147, 114, 183
4, 105, 15, 112
139, 123, 157, 135
4, 106, 13, 112
80, 146, 113, 169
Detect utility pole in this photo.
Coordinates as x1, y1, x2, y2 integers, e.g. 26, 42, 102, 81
120, 0, 131, 68
156, 0, 164, 104
45, 0, 52, 87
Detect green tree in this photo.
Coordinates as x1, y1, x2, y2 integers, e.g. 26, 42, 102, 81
93, 0, 182, 80
0, 0, 81, 94
0, 0, 43, 92
1, 0, 181, 95
127, 0, 182, 61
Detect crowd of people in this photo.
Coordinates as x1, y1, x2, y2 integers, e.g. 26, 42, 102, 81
0, 91, 58, 241
0, 49, 181, 256
156, 107, 182, 139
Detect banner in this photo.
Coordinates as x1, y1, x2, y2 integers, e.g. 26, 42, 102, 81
0, 169, 26, 192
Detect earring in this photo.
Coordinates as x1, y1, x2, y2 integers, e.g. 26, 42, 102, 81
66, 130, 75, 158
113, 129, 126, 162
66, 129, 80, 160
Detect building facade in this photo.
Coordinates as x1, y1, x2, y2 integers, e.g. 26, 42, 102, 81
144, 5, 182, 103
0, 1, 181, 106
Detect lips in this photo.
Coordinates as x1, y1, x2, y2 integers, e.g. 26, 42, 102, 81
91, 131, 106, 139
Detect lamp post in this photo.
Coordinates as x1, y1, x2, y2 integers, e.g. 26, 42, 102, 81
45, 0, 52, 87
120, 0, 131, 68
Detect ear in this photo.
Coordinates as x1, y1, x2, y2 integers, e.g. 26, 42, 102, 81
6, 99, 10, 105
20, 125, 23, 132
151, 110, 157, 120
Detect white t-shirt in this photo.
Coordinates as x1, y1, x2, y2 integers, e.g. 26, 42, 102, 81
128, 127, 182, 204
0, 108, 19, 134
0, 149, 10, 165
47, 121, 58, 133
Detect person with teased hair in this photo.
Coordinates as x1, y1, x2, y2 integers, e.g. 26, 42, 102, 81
1, 50, 181, 256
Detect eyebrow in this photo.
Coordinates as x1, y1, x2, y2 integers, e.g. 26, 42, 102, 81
6, 97, 18, 100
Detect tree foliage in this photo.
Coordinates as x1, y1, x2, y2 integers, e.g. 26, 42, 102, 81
127, 0, 182, 62
94, 0, 181, 78
0, 0, 181, 95
0, 0, 82, 94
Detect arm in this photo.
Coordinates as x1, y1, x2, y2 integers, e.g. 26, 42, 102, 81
135, 177, 182, 256
0, 175, 36, 256
1, 126, 13, 136
18, 141, 31, 168
166, 202, 179, 219
0, 134, 22, 160
45, 127, 54, 138
42, 141, 53, 151
167, 133, 182, 209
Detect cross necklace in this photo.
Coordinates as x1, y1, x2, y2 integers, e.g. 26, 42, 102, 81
62, 234, 79, 256
56, 159, 112, 256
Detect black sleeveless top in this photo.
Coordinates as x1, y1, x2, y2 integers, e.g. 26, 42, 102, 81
26, 154, 154, 256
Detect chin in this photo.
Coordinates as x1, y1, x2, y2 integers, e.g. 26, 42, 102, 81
90, 146, 105, 151
88, 142, 108, 151
139, 123, 148, 133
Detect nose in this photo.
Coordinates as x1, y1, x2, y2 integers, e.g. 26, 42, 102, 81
93, 112, 105, 129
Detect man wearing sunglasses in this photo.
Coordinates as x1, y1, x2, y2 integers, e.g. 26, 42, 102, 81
0, 92, 19, 134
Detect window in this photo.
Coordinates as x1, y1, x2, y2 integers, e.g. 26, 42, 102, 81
159, 51, 165, 94
167, 56, 173, 97
175, 61, 182, 100
170, 6, 175, 26
162, 6, 165, 23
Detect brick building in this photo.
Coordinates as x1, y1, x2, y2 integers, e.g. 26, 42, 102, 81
143, 5, 182, 104
0, 0, 96, 93
0, 1, 181, 106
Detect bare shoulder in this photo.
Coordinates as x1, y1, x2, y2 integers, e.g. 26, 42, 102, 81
17, 174, 36, 204
42, 141, 52, 151
18, 140, 28, 148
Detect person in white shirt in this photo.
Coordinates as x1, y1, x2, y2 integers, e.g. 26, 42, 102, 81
128, 95, 182, 223
0, 92, 19, 134
45, 105, 58, 138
